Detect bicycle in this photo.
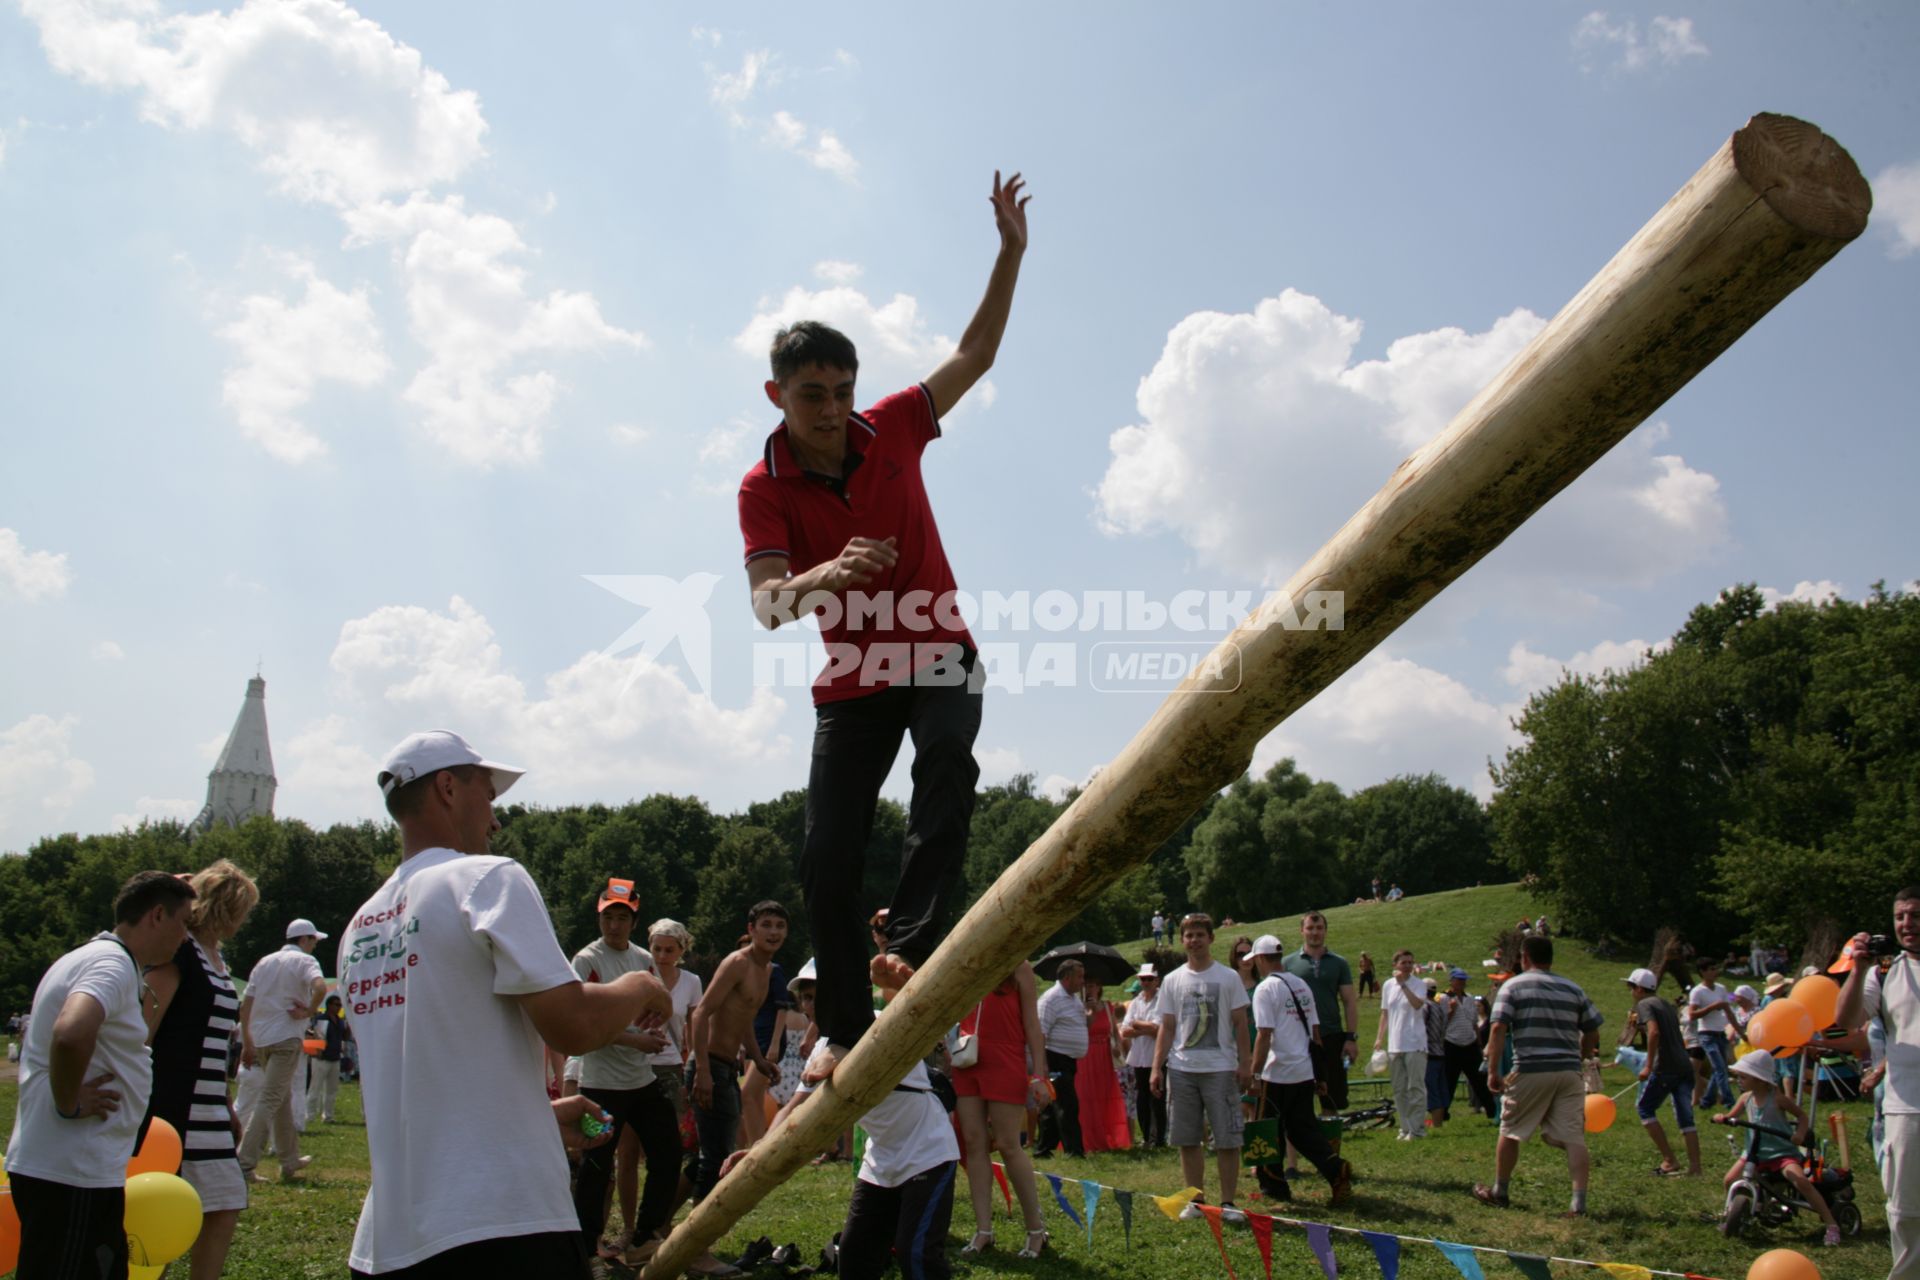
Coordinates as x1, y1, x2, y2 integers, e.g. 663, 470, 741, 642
1713, 1116, 1861, 1240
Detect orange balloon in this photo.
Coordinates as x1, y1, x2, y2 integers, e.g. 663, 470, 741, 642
1770, 1002, 1815, 1052
127, 1117, 183, 1178
1747, 1246, 1822, 1280
1584, 1093, 1616, 1132
0, 1179, 19, 1275
1746, 1005, 1783, 1052
302, 1038, 326, 1056
1790, 975, 1839, 1030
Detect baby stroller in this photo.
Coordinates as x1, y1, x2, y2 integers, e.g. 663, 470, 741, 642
1714, 1115, 1861, 1239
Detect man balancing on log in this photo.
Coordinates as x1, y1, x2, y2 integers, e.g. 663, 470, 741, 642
736, 169, 1031, 1076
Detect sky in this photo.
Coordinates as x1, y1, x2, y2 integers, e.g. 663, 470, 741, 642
2, 1, 1917, 855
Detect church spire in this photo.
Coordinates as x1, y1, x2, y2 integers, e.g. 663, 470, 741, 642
191, 675, 277, 834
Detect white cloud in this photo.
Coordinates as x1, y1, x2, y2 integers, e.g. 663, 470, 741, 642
706, 49, 856, 182
26, 0, 641, 467
1759, 580, 1844, 609
1038, 774, 1079, 802
690, 26, 722, 48
974, 746, 1022, 783
1573, 11, 1709, 73
736, 283, 992, 413
111, 796, 196, 829
711, 48, 772, 123
1094, 289, 1725, 597
813, 260, 862, 284
1501, 637, 1664, 697
316, 596, 792, 800
92, 640, 126, 661
607, 423, 651, 447
0, 528, 72, 601
343, 194, 646, 466
0, 714, 95, 845
1257, 652, 1514, 801
23, 0, 487, 207
1873, 162, 1920, 259
218, 253, 389, 462
280, 713, 381, 806
832, 49, 858, 71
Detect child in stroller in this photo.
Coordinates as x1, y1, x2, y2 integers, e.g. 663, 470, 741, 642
1713, 1049, 1854, 1246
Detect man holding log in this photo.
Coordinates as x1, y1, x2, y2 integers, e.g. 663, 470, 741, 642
736, 170, 1031, 1070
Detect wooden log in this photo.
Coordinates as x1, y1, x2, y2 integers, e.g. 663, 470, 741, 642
645, 112, 1867, 1278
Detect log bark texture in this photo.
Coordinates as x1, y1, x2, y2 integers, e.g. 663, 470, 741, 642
646, 112, 1868, 1279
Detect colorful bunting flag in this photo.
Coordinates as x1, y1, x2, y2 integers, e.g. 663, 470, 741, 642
1601, 1266, 1653, 1280
992, 1161, 1011, 1212
1044, 1172, 1082, 1227
1363, 1231, 1401, 1280
1248, 1213, 1275, 1280
1197, 1206, 1239, 1280
1154, 1187, 1202, 1221
1306, 1222, 1338, 1278
1434, 1239, 1486, 1280
1114, 1188, 1134, 1248
1506, 1253, 1555, 1280
1081, 1179, 1102, 1247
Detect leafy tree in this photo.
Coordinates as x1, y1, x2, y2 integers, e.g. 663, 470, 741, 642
688, 824, 808, 972
1344, 773, 1491, 899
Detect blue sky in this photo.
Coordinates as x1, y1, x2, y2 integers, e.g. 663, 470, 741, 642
2, 1, 1916, 854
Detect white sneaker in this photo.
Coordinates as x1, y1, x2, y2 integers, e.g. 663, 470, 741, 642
1219, 1203, 1247, 1224
1179, 1199, 1208, 1221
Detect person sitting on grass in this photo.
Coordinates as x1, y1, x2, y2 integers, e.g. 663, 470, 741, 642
1717, 1048, 1843, 1247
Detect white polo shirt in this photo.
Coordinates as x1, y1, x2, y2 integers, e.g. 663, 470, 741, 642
246, 943, 325, 1047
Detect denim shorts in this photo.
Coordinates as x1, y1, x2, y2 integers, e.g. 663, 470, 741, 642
1636, 1071, 1696, 1133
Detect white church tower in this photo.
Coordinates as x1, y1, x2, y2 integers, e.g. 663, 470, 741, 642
191, 675, 277, 834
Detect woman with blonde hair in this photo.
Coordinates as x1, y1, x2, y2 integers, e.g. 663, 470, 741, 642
144, 859, 260, 1280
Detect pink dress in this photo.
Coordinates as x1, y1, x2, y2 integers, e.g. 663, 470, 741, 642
1077, 1002, 1132, 1151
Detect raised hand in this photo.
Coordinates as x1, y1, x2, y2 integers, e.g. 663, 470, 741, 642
991, 171, 1030, 253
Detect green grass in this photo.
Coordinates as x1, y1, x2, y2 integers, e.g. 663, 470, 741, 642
1, 887, 1892, 1278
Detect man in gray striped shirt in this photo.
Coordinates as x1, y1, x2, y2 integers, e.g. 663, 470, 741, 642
1473, 935, 1602, 1216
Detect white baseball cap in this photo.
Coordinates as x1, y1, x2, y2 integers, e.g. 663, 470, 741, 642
378, 730, 524, 800
1623, 967, 1660, 991
1248, 934, 1284, 957
1137, 963, 1159, 979
286, 918, 328, 942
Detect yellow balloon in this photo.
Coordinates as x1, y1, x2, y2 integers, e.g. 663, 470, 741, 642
124, 1171, 202, 1266
130, 1265, 167, 1280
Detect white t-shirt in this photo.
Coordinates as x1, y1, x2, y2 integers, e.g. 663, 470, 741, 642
1381, 976, 1427, 1053
1689, 982, 1732, 1035
1252, 972, 1318, 1086
570, 938, 656, 1090
1123, 993, 1160, 1068
649, 968, 702, 1068
4, 936, 151, 1188
1160, 961, 1248, 1074
340, 847, 581, 1273
246, 944, 325, 1047
1037, 982, 1089, 1058
1866, 955, 1920, 1116
856, 1061, 959, 1188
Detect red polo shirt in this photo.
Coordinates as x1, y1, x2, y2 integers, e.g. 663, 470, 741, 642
737, 384, 974, 705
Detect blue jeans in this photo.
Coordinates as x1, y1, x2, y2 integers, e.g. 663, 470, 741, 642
1698, 1030, 1733, 1106
1636, 1072, 1697, 1133
692, 1055, 742, 1200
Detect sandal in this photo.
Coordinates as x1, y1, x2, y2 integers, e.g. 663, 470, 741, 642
960, 1230, 994, 1255
1017, 1229, 1049, 1259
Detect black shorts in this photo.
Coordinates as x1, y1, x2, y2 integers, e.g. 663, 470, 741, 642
350, 1231, 590, 1280
1308, 1036, 1349, 1111
11, 1172, 127, 1280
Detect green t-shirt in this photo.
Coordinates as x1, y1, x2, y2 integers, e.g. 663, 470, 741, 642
1281, 948, 1354, 1034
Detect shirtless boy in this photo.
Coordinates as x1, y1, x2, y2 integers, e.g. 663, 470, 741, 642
689, 902, 789, 1205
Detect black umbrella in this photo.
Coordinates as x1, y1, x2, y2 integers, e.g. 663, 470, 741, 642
1033, 942, 1135, 986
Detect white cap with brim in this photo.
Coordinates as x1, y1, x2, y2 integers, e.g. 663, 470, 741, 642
1137, 963, 1159, 979
378, 730, 525, 800
286, 917, 328, 942
1730, 1048, 1779, 1085
1623, 967, 1660, 990
787, 957, 817, 996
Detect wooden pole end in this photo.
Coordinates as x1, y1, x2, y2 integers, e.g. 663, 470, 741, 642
1732, 112, 1872, 242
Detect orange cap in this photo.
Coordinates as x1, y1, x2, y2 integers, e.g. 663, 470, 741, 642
597, 878, 637, 913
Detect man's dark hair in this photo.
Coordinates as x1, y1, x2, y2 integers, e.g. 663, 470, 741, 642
1522, 934, 1554, 968
1179, 912, 1214, 937
383, 763, 484, 821
114, 870, 197, 925
1895, 886, 1920, 906
748, 900, 790, 924
769, 321, 859, 385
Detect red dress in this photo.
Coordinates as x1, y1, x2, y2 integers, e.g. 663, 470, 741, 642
1077, 1002, 1132, 1151
952, 977, 1029, 1105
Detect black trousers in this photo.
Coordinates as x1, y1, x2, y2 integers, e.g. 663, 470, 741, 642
1253, 1080, 1341, 1199
350, 1231, 588, 1279
803, 656, 982, 1049
573, 1081, 683, 1247
839, 1162, 956, 1280
1308, 1035, 1350, 1112
11, 1172, 126, 1280
1443, 1040, 1495, 1115
1035, 1050, 1083, 1155
1133, 1065, 1168, 1147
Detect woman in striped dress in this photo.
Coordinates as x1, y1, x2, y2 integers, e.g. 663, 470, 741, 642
145, 859, 260, 1280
